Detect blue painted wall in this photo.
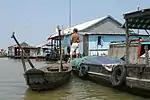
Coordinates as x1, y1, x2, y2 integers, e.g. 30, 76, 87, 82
62, 32, 149, 56
88, 34, 149, 55
89, 35, 124, 50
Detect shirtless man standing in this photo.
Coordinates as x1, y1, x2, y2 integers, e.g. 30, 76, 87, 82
67, 28, 80, 63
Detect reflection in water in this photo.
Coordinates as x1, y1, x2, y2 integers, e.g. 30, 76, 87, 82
23, 76, 147, 100
0, 58, 149, 100
24, 86, 68, 100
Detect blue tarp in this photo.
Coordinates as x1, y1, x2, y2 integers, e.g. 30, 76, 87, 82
82, 56, 122, 65
71, 56, 122, 67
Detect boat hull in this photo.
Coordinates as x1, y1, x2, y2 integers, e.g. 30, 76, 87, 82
24, 68, 72, 91
72, 65, 150, 97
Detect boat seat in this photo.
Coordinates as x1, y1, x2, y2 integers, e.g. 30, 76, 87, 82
40, 68, 49, 72
62, 67, 68, 71
47, 67, 59, 71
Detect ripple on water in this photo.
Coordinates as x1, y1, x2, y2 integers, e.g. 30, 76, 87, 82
0, 58, 149, 100
23, 77, 150, 100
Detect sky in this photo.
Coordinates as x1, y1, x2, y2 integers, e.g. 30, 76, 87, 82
0, 0, 150, 49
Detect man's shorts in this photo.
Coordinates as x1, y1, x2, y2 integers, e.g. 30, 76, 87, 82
70, 43, 79, 55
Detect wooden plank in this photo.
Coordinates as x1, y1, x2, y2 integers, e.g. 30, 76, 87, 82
144, 45, 149, 66
83, 35, 89, 56
126, 64, 146, 68
126, 77, 150, 82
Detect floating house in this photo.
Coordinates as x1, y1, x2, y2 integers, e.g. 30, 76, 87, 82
51, 15, 149, 56
36, 42, 52, 58
0, 49, 7, 57
8, 42, 37, 58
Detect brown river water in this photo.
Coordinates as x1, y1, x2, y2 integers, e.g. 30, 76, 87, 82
0, 58, 149, 100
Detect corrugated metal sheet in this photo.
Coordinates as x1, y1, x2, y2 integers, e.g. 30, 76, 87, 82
51, 15, 122, 37
63, 16, 107, 33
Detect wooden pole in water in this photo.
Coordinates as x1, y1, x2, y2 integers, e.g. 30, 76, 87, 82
21, 50, 27, 72
11, 32, 35, 69
57, 26, 63, 72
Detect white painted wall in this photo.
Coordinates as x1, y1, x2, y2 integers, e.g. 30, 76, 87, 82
8, 47, 15, 56
30, 49, 37, 57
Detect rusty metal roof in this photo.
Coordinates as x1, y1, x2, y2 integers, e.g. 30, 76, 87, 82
123, 8, 150, 30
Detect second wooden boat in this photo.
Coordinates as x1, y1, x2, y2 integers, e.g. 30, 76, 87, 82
11, 26, 72, 91
71, 8, 150, 97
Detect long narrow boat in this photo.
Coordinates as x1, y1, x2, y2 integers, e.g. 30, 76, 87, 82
11, 26, 72, 91
71, 8, 150, 97
71, 47, 150, 97
24, 62, 72, 91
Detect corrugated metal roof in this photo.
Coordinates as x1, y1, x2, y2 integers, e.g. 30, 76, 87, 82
36, 43, 46, 47
51, 16, 110, 37
79, 32, 125, 35
51, 15, 123, 37
36, 42, 52, 48
51, 32, 59, 38
8, 42, 37, 48
63, 16, 107, 33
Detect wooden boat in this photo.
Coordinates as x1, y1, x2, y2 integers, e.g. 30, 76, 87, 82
71, 56, 150, 97
71, 8, 150, 97
11, 26, 72, 91
24, 62, 72, 91
71, 56, 125, 83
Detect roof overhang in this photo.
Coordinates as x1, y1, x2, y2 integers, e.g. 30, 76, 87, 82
123, 8, 150, 30
8, 46, 37, 49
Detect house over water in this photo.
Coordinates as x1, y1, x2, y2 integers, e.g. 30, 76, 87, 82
36, 43, 52, 58
8, 42, 37, 58
51, 15, 149, 56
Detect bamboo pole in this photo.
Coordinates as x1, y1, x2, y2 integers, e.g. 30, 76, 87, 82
21, 50, 27, 72
57, 26, 63, 72
11, 32, 35, 69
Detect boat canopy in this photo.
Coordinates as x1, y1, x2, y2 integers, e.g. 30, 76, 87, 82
124, 8, 150, 30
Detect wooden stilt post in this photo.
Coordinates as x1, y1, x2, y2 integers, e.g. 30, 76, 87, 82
145, 45, 149, 67
57, 26, 63, 72
21, 50, 27, 72
125, 20, 129, 64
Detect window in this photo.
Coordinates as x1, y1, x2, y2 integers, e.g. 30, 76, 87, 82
97, 36, 102, 45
